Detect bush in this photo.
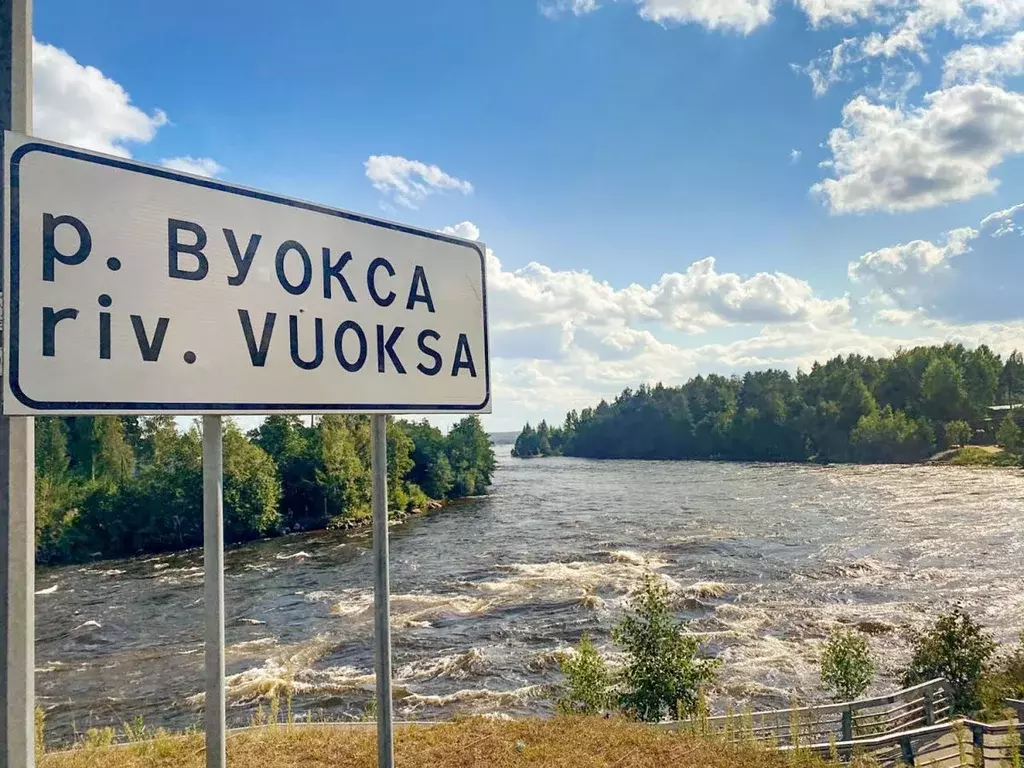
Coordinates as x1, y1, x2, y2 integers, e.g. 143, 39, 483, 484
943, 420, 971, 449
902, 608, 997, 715
980, 633, 1024, 719
556, 635, 612, 715
997, 414, 1023, 454
820, 630, 875, 702
613, 574, 719, 722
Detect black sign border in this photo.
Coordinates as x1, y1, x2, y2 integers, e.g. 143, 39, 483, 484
3, 135, 491, 414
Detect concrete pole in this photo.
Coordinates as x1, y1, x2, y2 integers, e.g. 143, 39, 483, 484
0, 1, 36, 766
371, 414, 394, 768
203, 416, 225, 768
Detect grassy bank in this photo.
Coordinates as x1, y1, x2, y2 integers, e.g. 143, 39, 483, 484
936, 446, 1021, 466
40, 719, 857, 768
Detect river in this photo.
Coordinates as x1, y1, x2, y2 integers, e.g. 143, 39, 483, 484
35, 455, 1024, 742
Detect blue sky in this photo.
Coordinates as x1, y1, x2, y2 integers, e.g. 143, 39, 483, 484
30, 0, 1024, 429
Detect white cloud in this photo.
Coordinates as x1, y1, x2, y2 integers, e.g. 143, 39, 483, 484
980, 201, 1024, 235
797, 38, 862, 97
365, 155, 473, 209
161, 156, 224, 178
859, 1, 1024, 60
467, 222, 849, 354
790, 149, 803, 163
540, 0, 600, 18
813, 83, 1024, 213
848, 226, 978, 306
32, 39, 167, 157
875, 306, 931, 325
943, 31, 1024, 84
795, 0, 899, 27
440, 221, 482, 241
637, 0, 776, 33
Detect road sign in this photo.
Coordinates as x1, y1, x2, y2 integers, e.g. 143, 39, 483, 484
2, 131, 490, 415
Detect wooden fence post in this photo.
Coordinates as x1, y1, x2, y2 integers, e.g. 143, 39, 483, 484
923, 688, 934, 726
842, 708, 853, 742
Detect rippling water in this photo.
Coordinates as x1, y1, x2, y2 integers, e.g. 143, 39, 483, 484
35, 456, 1024, 741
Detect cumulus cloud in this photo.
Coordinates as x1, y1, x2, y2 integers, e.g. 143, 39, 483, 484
365, 155, 473, 209
848, 226, 978, 308
488, 250, 849, 338
440, 221, 482, 241
32, 39, 167, 157
161, 156, 224, 178
980, 201, 1024, 236
812, 83, 1024, 213
463, 221, 850, 373
943, 31, 1024, 84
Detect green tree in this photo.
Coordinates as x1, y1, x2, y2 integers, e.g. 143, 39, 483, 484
251, 416, 319, 531
402, 420, 455, 499
556, 635, 612, 715
1000, 350, 1024, 405
423, 454, 454, 500
446, 416, 496, 497
944, 420, 972, 449
93, 417, 135, 483
920, 357, 969, 425
997, 414, 1023, 453
35, 418, 70, 480
222, 420, 281, 541
962, 345, 1001, 415
613, 574, 719, 721
850, 406, 935, 463
903, 609, 996, 715
315, 415, 370, 524
820, 630, 875, 702
138, 416, 182, 467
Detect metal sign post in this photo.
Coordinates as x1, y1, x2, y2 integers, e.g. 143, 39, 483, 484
371, 414, 394, 768
203, 416, 226, 768
1, 2, 35, 767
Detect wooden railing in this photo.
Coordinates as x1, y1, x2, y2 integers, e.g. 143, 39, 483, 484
660, 678, 952, 748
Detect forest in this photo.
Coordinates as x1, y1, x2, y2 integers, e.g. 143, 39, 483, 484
34, 414, 496, 563
513, 344, 1024, 464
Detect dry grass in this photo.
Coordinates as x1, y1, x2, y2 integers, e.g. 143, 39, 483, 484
39, 717, 860, 768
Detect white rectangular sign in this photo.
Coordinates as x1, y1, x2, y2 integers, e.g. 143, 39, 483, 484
2, 132, 490, 415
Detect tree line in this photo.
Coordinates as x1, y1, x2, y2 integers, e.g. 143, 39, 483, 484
514, 344, 1024, 464
35, 414, 495, 563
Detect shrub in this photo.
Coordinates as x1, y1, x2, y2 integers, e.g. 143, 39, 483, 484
902, 608, 996, 715
998, 414, 1023, 454
943, 420, 971, 449
556, 635, 612, 715
820, 629, 875, 702
980, 633, 1024, 719
613, 574, 719, 722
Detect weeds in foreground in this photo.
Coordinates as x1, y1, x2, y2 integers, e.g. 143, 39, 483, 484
36, 707, 46, 756
37, 718, 860, 768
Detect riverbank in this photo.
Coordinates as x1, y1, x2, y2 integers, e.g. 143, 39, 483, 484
930, 446, 1021, 466
38, 719, 841, 768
